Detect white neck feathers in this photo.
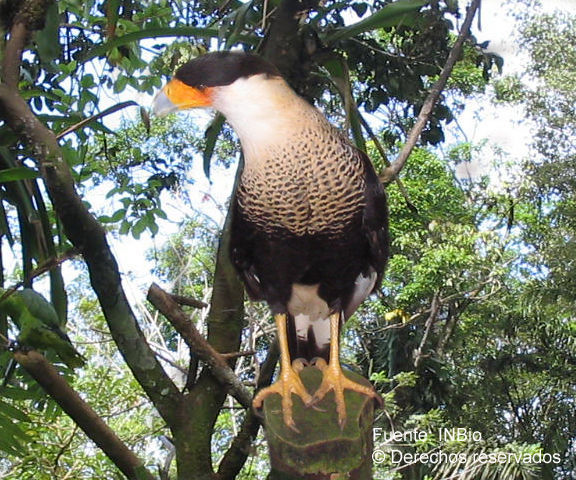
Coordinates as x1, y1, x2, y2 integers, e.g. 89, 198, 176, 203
211, 75, 319, 161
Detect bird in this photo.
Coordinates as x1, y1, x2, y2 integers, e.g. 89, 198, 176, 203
153, 51, 389, 430
1, 288, 85, 369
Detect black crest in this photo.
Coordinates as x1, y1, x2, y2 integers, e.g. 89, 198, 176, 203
175, 51, 281, 88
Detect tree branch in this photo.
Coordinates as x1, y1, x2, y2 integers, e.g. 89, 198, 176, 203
147, 283, 252, 409
380, 0, 482, 184
169, 292, 208, 310
55, 100, 139, 140
413, 292, 440, 368
1, 21, 28, 87
13, 350, 155, 480
356, 111, 418, 212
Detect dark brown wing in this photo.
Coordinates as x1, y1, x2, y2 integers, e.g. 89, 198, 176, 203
359, 148, 390, 289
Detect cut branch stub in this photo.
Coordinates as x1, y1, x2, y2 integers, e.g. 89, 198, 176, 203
264, 367, 375, 479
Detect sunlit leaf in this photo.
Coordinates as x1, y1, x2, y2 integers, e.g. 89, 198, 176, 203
325, 0, 427, 44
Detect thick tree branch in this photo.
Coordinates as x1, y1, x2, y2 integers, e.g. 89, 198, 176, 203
14, 350, 155, 480
1, 21, 28, 88
168, 162, 246, 477
260, 0, 322, 101
381, 0, 482, 184
147, 283, 252, 408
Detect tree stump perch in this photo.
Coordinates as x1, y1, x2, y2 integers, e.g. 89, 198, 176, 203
263, 366, 375, 479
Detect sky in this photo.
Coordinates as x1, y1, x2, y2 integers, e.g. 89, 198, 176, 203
455, 0, 576, 179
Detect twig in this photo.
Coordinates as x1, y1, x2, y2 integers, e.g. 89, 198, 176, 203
357, 112, 417, 212
55, 101, 139, 140
380, 0, 482, 184
221, 350, 256, 360
413, 292, 440, 368
147, 283, 253, 409
169, 292, 208, 309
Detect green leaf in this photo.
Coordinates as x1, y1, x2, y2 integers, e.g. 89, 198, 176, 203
80, 74, 96, 88
0, 431, 25, 456
352, 2, 369, 18
0, 414, 31, 442
82, 27, 256, 63
0, 167, 40, 183
321, 55, 366, 151
100, 209, 127, 223
113, 73, 129, 94
148, 220, 159, 237
325, 0, 427, 44
35, 2, 61, 64
132, 217, 148, 239
0, 386, 38, 401
119, 220, 131, 235
0, 199, 14, 245
0, 400, 32, 423
224, 0, 255, 49
203, 113, 225, 179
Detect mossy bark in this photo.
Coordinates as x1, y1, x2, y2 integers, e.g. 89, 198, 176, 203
263, 367, 375, 480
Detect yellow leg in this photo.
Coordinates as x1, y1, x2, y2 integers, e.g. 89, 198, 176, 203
252, 313, 313, 432
311, 312, 381, 429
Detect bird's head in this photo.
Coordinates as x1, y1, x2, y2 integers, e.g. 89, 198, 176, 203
152, 51, 284, 117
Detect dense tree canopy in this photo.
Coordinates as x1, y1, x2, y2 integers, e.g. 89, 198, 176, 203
0, 0, 574, 479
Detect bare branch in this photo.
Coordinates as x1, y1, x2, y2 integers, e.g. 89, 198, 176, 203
147, 283, 253, 409
55, 101, 139, 140
413, 292, 441, 368
169, 292, 209, 310
381, 0, 482, 184
14, 350, 155, 480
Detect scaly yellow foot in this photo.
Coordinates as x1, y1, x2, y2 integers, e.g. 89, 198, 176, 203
311, 357, 381, 429
253, 358, 312, 432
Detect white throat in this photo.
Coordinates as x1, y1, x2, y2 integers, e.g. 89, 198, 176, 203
211, 75, 317, 161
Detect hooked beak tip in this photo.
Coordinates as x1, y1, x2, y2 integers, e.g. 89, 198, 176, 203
152, 89, 178, 117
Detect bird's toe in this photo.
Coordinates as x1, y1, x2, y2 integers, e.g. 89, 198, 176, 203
310, 357, 328, 370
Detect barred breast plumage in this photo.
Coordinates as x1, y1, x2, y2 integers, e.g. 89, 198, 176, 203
237, 112, 366, 237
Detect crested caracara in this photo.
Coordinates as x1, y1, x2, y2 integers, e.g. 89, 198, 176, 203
153, 51, 389, 431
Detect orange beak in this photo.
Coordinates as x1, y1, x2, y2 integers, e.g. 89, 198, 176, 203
152, 78, 214, 116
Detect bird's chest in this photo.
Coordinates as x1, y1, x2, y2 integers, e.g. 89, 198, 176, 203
237, 136, 366, 236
